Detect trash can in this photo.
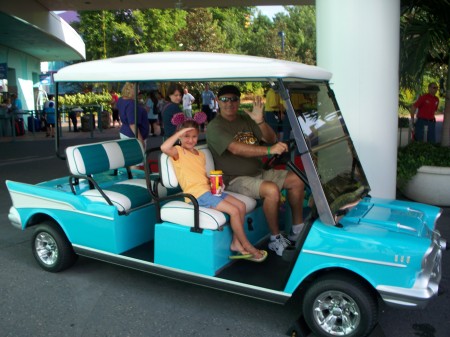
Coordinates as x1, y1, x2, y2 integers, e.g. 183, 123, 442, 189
81, 113, 95, 132
98, 111, 110, 130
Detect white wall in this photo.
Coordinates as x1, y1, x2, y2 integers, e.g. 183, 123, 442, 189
316, 0, 400, 198
0, 46, 40, 112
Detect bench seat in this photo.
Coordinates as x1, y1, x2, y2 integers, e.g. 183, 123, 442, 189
154, 145, 267, 276
158, 145, 257, 230
66, 139, 152, 213
81, 179, 150, 212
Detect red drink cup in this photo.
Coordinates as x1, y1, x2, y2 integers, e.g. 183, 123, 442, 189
210, 170, 223, 196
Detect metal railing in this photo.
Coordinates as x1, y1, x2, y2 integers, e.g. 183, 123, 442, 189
0, 105, 108, 140
60, 104, 105, 139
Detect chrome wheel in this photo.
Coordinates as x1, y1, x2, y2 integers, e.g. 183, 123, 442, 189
303, 274, 377, 337
312, 290, 361, 336
35, 232, 59, 266
32, 223, 77, 272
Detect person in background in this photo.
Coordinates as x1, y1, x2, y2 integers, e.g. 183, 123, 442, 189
110, 89, 120, 128
1, 98, 11, 111
182, 87, 195, 118
161, 115, 267, 262
68, 107, 80, 132
10, 93, 22, 112
212, 95, 219, 118
201, 83, 216, 123
410, 82, 440, 143
206, 85, 305, 258
116, 82, 149, 148
43, 95, 56, 138
264, 88, 282, 136
145, 91, 159, 137
281, 91, 309, 142
161, 83, 183, 139
156, 91, 165, 136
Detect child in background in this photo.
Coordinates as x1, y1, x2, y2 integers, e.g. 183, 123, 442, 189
160, 113, 267, 262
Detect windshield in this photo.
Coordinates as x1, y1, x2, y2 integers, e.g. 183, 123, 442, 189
286, 82, 370, 218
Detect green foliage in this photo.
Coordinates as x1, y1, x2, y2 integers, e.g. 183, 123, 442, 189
73, 6, 316, 65
58, 92, 113, 112
399, 0, 449, 144
135, 9, 186, 52
241, 11, 277, 58
399, 87, 415, 115
240, 6, 316, 63
76, 9, 186, 60
397, 141, 450, 188
210, 7, 253, 53
176, 9, 226, 52
400, 0, 450, 89
277, 6, 316, 64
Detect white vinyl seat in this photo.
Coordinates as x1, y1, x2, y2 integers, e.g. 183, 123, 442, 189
66, 139, 152, 213
158, 144, 257, 230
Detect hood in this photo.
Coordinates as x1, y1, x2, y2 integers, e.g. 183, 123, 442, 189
341, 197, 442, 238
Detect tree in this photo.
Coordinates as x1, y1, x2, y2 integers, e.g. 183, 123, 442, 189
75, 11, 117, 60
134, 9, 186, 52
241, 10, 277, 58
400, 0, 450, 145
210, 7, 254, 54
279, 6, 316, 64
241, 6, 316, 63
176, 8, 226, 52
75, 9, 186, 60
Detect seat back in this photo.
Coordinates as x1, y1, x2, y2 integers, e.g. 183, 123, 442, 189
66, 138, 144, 175
158, 145, 257, 216
159, 144, 214, 189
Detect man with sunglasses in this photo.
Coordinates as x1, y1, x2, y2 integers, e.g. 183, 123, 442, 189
206, 85, 305, 257
410, 83, 440, 143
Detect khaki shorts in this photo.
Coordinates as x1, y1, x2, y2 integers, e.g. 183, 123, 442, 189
227, 169, 288, 199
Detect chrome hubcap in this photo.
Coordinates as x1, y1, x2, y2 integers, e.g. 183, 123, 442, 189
313, 290, 360, 336
35, 232, 58, 265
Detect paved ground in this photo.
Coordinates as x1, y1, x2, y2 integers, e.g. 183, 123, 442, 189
0, 128, 449, 337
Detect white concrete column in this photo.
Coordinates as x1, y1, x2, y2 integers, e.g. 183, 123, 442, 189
316, 0, 400, 199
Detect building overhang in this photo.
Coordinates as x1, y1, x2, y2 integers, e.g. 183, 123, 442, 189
0, 7, 85, 62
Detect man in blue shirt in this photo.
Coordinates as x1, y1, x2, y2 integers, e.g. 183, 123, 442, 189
10, 93, 22, 111
44, 95, 56, 137
201, 83, 216, 123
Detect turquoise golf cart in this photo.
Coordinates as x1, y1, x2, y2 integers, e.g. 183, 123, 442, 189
5, 52, 446, 337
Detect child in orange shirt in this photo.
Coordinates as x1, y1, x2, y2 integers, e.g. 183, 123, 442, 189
161, 113, 267, 262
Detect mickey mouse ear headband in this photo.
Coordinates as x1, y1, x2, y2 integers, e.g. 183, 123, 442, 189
171, 111, 207, 126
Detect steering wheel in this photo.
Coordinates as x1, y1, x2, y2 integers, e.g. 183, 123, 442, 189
263, 139, 310, 191
263, 139, 297, 170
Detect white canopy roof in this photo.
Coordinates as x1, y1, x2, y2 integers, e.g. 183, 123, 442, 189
53, 52, 332, 83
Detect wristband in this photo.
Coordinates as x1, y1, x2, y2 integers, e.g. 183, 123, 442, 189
257, 120, 265, 125
267, 146, 271, 156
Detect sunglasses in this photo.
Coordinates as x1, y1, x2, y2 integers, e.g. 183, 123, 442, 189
431, 86, 438, 89
219, 96, 239, 102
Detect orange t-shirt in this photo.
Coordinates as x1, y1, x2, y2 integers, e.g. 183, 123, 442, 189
171, 146, 210, 201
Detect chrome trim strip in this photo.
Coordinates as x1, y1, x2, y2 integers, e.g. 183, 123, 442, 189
8, 207, 22, 229
72, 244, 292, 304
376, 284, 436, 309
9, 191, 114, 221
10, 190, 76, 211
397, 223, 417, 232
303, 249, 406, 268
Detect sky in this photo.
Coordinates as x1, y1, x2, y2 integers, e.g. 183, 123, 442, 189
257, 5, 287, 19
